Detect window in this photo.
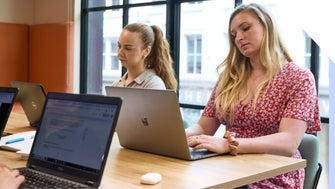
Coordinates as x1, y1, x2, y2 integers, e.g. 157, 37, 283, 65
110, 40, 119, 70
178, 1, 233, 109
186, 35, 202, 74
82, 1, 166, 94
103, 37, 119, 72
242, 0, 329, 121
304, 32, 311, 68
81, 0, 329, 122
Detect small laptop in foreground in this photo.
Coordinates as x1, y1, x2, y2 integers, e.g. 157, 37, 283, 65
11, 81, 46, 127
0, 87, 18, 137
16, 92, 123, 189
105, 86, 218, 161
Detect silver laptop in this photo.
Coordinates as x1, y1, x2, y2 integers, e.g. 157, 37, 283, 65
0, 87, 19, 137
11, 81, 46, 127
105, 86, 218, 161
17, 92, 123, 188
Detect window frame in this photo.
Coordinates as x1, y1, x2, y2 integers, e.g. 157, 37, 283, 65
80, 0, 329, 123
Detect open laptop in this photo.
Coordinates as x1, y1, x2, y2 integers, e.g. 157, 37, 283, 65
105, 86, 218, 161
0, 87, 19, 137
17, 92, 123, 188
11, 81, 46, 127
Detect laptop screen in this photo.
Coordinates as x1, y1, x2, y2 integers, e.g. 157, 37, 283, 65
28, 92, 122, 185
0, 88, 18, 136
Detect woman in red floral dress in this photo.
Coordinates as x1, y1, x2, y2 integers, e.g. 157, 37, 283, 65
186, 3, 321, 189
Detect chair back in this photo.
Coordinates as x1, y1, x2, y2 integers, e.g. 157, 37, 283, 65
298, 133, 322, 189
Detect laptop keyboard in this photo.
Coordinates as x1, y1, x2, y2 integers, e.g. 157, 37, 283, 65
18, 168, 87, 189
190, 148, 217, 159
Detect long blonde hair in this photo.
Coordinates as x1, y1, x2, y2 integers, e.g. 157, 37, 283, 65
215, 3, 292, 123
123, 23, 177, 90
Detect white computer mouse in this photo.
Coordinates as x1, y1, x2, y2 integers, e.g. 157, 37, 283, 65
140, 172, 162, 185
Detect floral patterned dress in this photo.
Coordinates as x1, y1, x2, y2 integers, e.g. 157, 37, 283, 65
202, 62, 321, 188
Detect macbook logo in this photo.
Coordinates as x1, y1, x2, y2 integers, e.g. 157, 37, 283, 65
141, 117, 149, 126
31, 101, 38, 110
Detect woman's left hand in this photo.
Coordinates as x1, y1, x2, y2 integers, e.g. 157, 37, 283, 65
187, 134, 230, 154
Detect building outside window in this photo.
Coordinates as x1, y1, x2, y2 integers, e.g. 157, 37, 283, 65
81, 0, 329, 121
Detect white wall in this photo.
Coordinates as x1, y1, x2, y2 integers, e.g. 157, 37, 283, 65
0, 0, 74, 24
330, 59, 334, 188
0, 0, 34, 24
33, 0, 74, 24
282, 0, 335, 61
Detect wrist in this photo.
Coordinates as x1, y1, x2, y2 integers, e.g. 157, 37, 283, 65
224, 131, 239, 155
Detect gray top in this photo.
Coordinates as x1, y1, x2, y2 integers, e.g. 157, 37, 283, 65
111, 69, 166, 89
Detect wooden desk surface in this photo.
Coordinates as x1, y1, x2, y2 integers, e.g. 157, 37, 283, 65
3, 113, 306, 189
5, 112, 32, 134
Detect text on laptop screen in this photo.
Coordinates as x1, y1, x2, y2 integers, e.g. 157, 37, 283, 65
0, 92, 15, 104
31, 98, 118, 172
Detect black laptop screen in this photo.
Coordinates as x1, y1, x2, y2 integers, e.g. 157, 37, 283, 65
0, 92, 16, 120
30, 97, 119, 173
0, 91, 17, 136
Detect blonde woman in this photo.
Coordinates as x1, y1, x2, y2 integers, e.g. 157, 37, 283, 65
186, 3, 321, 188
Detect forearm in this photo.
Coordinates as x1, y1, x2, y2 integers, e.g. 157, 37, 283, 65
235, 117, 307, 156
185, 116, 220, 137
185, 124, 205, 138
236, 132, 303, 157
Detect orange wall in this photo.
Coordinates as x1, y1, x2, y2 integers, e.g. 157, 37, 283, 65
0, 23, 29, 85
0, 22, 74, 93
29, 22, 74, 93
0, 0, 75, 92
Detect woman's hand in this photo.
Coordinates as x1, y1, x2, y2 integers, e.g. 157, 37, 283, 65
187, 134, 230, 154
0, 163, 25, 189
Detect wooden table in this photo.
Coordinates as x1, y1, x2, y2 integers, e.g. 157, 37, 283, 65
3, 113, 306, 189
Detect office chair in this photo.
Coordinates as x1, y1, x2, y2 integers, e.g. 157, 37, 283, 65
298, 133, 323, 189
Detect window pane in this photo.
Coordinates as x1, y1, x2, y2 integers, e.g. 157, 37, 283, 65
111, 40, 119, 70
196, 37, 202, 53
103, 37, 119, 73
88, 0, 105, 8
86, 4, 166, 95
181, 107, 203, 128
243, 1, 329, 118
196, 55, 201, 74
179, 0, 234, 106
86, 9, 123, 94
128, 5, 166, 30
243, 0, 307, 69
187, 37, 194, 54
88, 0, 122, 8
110, 40, 121, 71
